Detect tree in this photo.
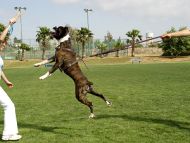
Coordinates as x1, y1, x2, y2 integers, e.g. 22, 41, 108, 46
76, 27, 93, 58
114, 37, 125, 57
126, 29, 142, 57
13, 37, 22, 60
94, 40, 108, 58
36, 27, 51, 60
159, 27, 190, 56
20, 43, 30, 61
70, 27, 80, 55
104, 32, 113, 49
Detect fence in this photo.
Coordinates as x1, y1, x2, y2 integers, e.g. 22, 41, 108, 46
2, 38, 162, 60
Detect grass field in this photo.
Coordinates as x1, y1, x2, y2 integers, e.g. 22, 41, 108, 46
0, 60, 190, 143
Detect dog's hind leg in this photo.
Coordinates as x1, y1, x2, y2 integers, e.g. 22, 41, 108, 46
88, 86, 112, 106
76, 87, 95, 118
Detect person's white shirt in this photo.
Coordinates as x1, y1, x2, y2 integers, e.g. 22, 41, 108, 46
0, 56, 4, 78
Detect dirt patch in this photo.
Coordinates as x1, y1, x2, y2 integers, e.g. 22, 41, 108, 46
141, 56, 190, 63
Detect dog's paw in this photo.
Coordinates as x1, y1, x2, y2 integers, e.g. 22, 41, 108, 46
89, 113, 95, 119
39, 74, 47, 80
39, 72, 51, 80
39, 76, 45, 80
106, 101, 112, 106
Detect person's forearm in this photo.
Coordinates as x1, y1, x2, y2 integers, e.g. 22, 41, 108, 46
167, 29, 190, 37
1, 71, 10, 84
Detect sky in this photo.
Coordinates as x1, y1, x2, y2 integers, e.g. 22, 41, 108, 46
0, 0, 190, 42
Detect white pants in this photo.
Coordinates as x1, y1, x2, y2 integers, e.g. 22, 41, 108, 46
0, 86, 18, 135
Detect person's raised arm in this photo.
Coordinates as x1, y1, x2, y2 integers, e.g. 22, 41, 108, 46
0, 12, 21, 41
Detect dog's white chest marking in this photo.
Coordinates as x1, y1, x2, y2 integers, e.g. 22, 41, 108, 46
58, 34, 70, 44
56, 34, 70, 47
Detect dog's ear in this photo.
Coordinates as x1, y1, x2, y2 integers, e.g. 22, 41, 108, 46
53, 26, 57, 31
58, 26, 69, 35
57, 26, 64, 32
63, 27, 69, 33
60, 26, 69, 35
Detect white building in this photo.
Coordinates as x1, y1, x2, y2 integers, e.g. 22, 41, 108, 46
146, 32, 154, 46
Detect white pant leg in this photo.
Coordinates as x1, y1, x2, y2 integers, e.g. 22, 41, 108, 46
0, 86, 18, 135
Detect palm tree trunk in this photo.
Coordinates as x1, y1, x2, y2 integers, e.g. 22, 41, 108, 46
20, 49, 24, 61
131, 40, 135, 57
82, 42, 85, 59
77, 43, 80, 56
115, 50, 119, 57
17, 49, 21, 60
100, 49, 104, 58
42, 48, 46, 60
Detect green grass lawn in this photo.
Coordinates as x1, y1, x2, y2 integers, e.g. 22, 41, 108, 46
0, 62, 190, 143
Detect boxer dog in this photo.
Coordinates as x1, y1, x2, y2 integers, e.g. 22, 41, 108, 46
34, 26, 111, 118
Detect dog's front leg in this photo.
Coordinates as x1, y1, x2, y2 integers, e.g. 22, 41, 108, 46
39, 71, 51, 80
34, 60, 49, 67
39, 62, 61, 80
34, 56, 55, 67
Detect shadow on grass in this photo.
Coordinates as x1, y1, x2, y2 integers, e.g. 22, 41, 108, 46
1, 114, 190, 133
19, 123, 62, 133
96, 114, 190, 132
0, 120, 67, 134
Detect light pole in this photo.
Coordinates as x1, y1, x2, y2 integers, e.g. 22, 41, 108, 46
14, 7, 26, 42
14, 7, 26, 60
84, 9, 93, 56
84, 8, 92, 30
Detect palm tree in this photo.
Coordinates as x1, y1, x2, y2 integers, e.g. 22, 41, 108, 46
20, 43, 30, 61
13, 37, 22, 60
94, 40, 108, 58
126, 29, 142, 57
70, 27, 80, 55
114, 37, 125, 57
36, 27, 51, 60
76, 27, 93, 58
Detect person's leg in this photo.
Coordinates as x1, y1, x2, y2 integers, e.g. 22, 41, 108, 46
0, 86, 21, 140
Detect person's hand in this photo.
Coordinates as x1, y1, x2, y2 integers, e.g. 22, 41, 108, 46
9, 17, 16, 25
161, 34, 171, 39
6, 81, 14, 88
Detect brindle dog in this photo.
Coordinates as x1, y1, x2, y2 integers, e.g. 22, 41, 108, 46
34, 26, 111, 118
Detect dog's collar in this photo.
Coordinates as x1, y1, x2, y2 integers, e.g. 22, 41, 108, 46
56, 34, 70, 48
